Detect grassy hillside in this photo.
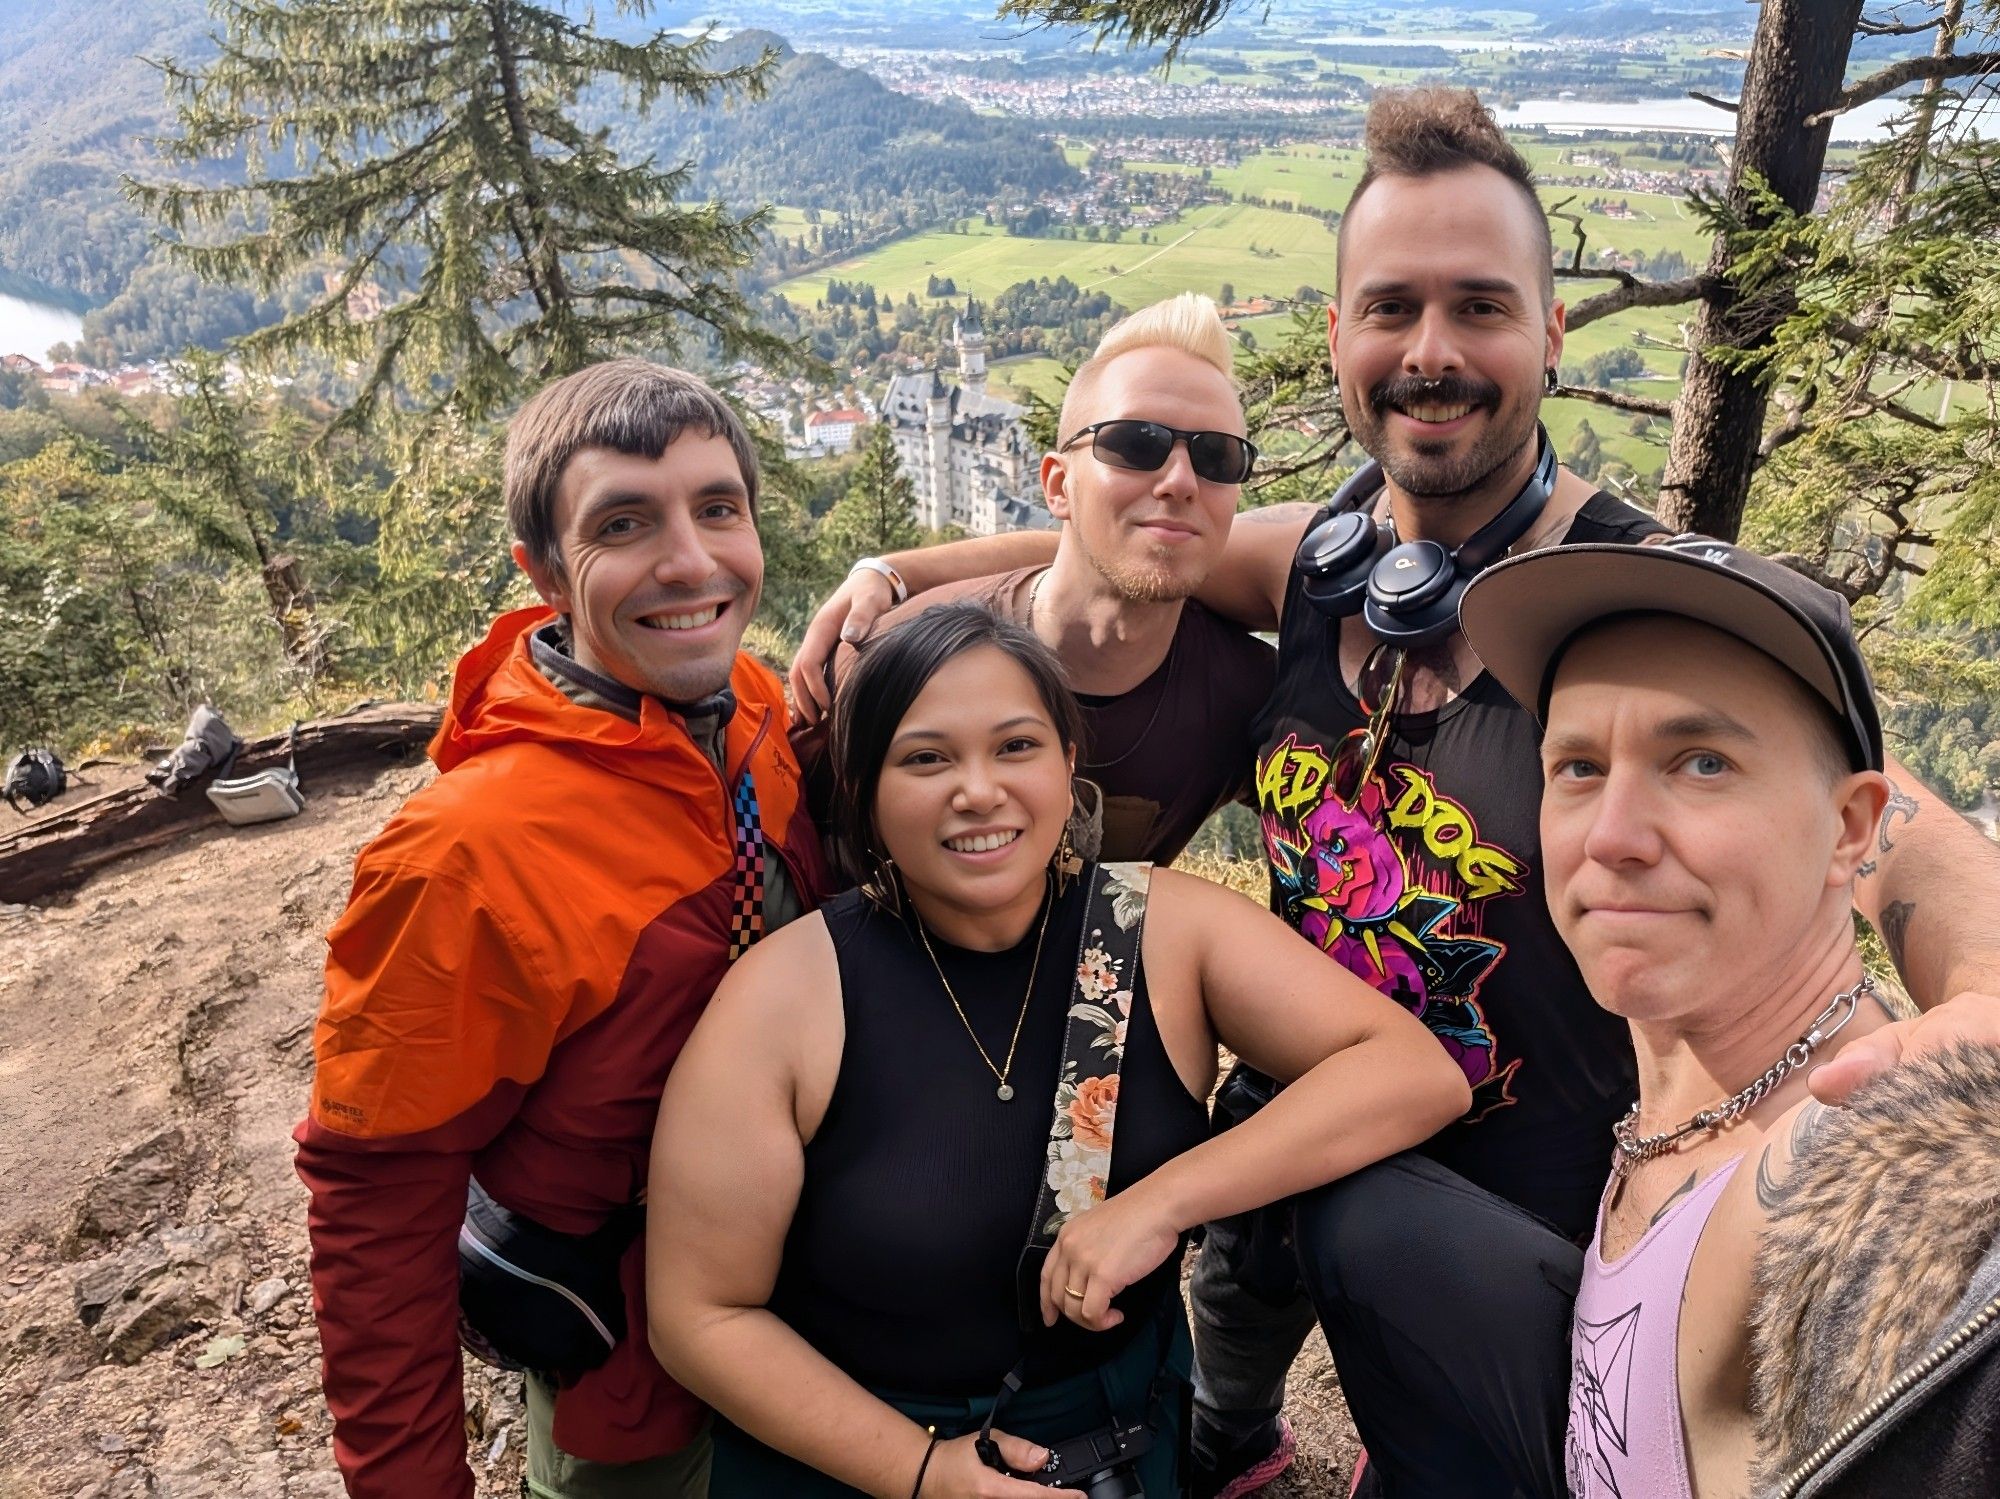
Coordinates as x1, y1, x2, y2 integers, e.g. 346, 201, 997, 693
777, 202, 1340, 308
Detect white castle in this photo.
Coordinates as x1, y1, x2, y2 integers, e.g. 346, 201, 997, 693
880, 301, 1053, 536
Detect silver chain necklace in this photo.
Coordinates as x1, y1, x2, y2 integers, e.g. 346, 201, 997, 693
1611, 976, 1874, 1179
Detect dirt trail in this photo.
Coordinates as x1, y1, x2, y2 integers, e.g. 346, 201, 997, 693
0, 763, 1357, 1496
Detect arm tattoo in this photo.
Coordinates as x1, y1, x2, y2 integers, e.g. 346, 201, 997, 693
1879, 899, 1917, 977
1649, 1168, 1699, 1226
1877, 781, 1920, 855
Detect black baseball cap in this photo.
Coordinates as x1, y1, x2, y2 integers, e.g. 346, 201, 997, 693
1458, 534, 1884, 772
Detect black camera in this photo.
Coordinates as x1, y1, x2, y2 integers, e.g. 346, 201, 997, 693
985, 1417, 1155, 1498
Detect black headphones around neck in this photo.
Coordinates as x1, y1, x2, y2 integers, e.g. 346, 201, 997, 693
1293, 425, 1558, 648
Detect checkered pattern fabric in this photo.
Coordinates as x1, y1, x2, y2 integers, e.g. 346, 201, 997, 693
727, 774, 767, 961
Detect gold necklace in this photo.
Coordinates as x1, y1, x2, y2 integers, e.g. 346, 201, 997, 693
914, 880, 1054, 1102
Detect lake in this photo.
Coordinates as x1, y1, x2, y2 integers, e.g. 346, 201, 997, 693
0, 291, 85, 363
1496, 94, 1998, 143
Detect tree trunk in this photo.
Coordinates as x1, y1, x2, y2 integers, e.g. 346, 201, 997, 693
1660, 0, 1866, 539
0, 705, 438, 905
261, 553, 329, 679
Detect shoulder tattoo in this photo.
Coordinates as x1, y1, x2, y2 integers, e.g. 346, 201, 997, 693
1755, 1103, 1832, 1214
1879, 899, 1917, 977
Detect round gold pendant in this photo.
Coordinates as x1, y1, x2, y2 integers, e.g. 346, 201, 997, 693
996, 1083, 1014, 1102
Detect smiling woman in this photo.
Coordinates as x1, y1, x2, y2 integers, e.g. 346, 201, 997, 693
642, 603, 1470, 1499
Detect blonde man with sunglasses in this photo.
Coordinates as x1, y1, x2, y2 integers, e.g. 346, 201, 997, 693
808, 291, 1276, 870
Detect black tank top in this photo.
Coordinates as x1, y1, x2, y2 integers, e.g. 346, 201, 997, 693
1250, 492, 1664, 1240
771, 869, 1208, 1395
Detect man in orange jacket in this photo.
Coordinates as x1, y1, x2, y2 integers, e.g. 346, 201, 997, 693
295, 360, 826, 1498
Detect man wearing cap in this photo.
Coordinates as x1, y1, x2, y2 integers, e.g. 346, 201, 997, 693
789, 84, 2000, 1499
1458, 537, 2000, 1498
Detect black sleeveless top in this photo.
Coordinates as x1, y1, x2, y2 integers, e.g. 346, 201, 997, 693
770, 868, 1208, 1395
1249, 492, 1664, 1240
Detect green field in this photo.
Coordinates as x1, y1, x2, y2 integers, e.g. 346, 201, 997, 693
761, 205, 817, 242
773, 202, 1342, 310
988, 355, 1070, 405
1207, 145, 1362, 214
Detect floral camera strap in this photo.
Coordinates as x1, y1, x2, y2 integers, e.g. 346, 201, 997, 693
1018, 861, 1153, 1311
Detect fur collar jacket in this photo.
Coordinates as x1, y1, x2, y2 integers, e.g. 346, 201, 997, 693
1750, 1044, 2000, 1498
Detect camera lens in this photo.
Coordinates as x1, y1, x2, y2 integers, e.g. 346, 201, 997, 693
1083, 1467, 1146, 1499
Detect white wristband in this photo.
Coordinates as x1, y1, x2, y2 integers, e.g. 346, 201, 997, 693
850, 556, 909, 606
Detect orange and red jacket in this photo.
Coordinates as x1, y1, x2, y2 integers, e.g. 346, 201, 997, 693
294, 606, 825, 1498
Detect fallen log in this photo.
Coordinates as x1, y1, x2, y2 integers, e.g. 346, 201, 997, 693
0, 704, 440, 906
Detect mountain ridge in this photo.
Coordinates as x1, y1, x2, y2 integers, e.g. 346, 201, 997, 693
0, 6, 1075, 361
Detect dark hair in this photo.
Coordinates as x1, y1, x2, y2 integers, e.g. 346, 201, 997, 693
1337, 87, 1555, 307
829, 603, 1087, 890
504, 358, 759, 582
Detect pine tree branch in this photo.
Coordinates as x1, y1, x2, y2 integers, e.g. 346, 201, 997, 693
1851, 390, 1949, 432
1549, 383, 1675, 417
1807, 50, 2000, 124
1758, 388, 1820, 460
1564, 275, 1714, 332
1827, 316, 2000, 382
992, 0, 1235, 60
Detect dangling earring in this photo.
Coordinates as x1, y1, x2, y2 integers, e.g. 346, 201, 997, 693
1545, 367, 1560, 395
866, 848, 903, 915
1052, 824, 1082, 896
1052, 776, 1095, 896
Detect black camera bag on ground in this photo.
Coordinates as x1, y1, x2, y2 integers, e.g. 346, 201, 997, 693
2, 748, 66, 812
457, 1177, 642, 1381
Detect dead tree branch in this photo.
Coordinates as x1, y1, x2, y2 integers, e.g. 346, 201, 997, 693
1549, 382, 1676, 417
1806, 50, 2000, 123
1565, 275, 1714, 331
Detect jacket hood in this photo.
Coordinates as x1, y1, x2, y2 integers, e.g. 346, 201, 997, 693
428, 605, 763, 772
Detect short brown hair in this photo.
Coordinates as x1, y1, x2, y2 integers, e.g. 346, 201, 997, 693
1338, 87, 1555, 306
505, 359, 759, 580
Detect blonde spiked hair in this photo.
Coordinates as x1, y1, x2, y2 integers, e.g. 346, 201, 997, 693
1059, 291, 1236, 441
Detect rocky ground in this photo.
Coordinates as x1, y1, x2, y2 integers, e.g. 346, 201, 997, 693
0, 760, 1358, 1497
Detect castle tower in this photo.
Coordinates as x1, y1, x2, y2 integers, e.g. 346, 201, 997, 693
954, 298, 988, 397
924, 368, 955, 531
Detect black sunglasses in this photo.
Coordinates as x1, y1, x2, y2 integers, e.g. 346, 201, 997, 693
1059, 419, 1258, 485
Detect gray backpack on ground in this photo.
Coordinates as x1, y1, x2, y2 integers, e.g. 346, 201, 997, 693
146, 706, 242, 798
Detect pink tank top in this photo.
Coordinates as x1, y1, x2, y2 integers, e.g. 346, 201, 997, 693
1566, 1156, 1741, 1499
